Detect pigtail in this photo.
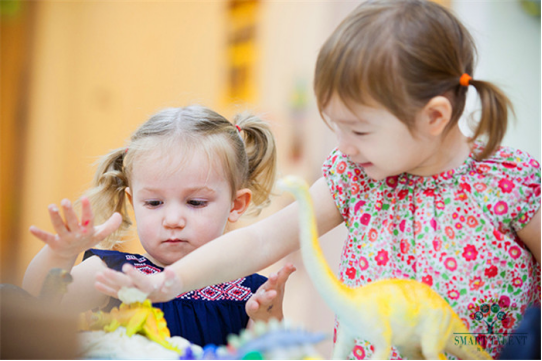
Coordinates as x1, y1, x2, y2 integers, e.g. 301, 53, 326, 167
234, 113, 277, 215
469, 79, 514, 160
82, 147, 132, 249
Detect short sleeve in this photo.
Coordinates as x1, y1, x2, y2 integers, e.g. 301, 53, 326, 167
509, 154, 541, 232
484, 148, 541, 232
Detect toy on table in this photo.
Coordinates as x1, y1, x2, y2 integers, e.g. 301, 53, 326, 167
187, 318, 326, 360
278, 176, 493, 360
79, 286, 326, 360
79, 287, 181, 354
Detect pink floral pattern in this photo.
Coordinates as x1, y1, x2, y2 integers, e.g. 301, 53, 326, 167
323, 142, 541, 359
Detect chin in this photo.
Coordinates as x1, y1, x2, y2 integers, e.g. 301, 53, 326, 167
363, 169, 386, 181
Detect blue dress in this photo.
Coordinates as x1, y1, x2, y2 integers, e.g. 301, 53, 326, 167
83, 249, 267, 347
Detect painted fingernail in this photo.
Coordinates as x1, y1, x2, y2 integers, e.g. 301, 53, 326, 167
83, 220, 90, 226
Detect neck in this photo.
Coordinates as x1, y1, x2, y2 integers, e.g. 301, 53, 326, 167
410, 127, 471, 177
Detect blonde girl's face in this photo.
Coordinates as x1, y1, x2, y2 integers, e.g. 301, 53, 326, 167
323, 95, 436, 180
126, 148, 238, 267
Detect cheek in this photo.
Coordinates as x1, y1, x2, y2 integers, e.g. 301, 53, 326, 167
199, 208, 230, 234
134, 209, 159, 233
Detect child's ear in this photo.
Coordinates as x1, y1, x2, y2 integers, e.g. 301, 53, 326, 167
420, 95, 453, 136
125, 187, 133, 207
228, 188, 252, 223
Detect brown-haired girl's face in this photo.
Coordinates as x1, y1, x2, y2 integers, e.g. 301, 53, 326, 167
126, 148, 236, 267
323, 95, 439, 180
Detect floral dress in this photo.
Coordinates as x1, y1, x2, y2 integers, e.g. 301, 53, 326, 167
322, 142, 541, 359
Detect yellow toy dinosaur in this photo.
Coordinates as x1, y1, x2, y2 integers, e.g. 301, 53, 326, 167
79, 299, 180, 354
278, 176, 493, 360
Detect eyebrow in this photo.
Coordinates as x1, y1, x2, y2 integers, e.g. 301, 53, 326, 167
187, 186, 216, 194
138, 186, 217, 194
322, 112, 367, 125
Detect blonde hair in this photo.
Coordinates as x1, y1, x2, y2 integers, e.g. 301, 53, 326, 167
84, 105, 277, 249
314, 0, 512, 160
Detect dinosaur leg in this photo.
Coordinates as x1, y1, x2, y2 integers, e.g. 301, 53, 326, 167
332, 325, 356, 360
420, 309, 451, 360
370, 323, 392, 360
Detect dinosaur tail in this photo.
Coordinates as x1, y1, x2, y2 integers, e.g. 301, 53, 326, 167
445, 318, 494, 360
279, 177, 354, 312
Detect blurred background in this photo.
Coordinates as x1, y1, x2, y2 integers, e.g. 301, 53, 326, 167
1, 0, 540, 356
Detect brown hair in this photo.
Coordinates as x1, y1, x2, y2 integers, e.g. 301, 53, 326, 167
84, 105, 277, 249
314, 0, 512, 160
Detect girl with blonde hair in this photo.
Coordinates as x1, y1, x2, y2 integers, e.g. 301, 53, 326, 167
23, 105, 295, 346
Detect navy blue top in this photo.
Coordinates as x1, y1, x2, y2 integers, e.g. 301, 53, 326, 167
83, 249, 267, 347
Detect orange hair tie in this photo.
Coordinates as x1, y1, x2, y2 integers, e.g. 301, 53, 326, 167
459, 73, 472, 87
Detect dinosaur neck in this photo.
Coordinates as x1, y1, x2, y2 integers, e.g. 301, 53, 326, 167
295, 189, 354, 311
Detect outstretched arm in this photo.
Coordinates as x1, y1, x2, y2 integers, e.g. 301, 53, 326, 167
96, 177, 343, 302
23, 196, 122, 299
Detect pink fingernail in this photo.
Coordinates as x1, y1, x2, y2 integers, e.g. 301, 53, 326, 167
83, 220, 90, 226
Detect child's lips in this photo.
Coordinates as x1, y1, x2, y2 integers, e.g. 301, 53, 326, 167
164, 239, 187, 244
359, 162, 373, 168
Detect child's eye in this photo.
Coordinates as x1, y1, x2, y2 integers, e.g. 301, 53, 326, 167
144, 200, 163, 207
187, 200, 207, 207
353, 131, 368, 136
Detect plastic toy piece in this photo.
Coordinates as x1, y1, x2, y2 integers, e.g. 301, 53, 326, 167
228, 319, 327, 360
278, 176, 493, 360
80, 299, 181, 354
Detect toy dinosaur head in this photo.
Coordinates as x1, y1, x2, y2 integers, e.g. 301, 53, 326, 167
277, 176, 310, 196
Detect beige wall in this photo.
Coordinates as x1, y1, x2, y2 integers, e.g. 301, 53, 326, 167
16, 1, 228, 280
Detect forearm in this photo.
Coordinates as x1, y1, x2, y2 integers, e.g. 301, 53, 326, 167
22, 245, 79, 296
171, 207, 301, 293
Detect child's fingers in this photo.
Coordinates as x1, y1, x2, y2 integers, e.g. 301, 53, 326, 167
95, 212, 123, 242
80, 196, 94, 229
276, 263, 296, 285
29, 225, 56, 245
122, 263, 155, 293
61, 199, 80, 232
94, 278, 121, 298
95, 268, 133, 294
260, 289, 277, 305
265, 273, 279, 288
48, 204, 69, 236
246, 298, 260, 312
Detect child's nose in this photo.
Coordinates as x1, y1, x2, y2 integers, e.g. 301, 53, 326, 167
337, 135, 358, 157
163, 207, 186, 229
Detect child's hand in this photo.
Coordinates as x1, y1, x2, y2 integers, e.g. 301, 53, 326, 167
29, 196, 122, 260
246, 263, 296, 322
95, 264, 181, 303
